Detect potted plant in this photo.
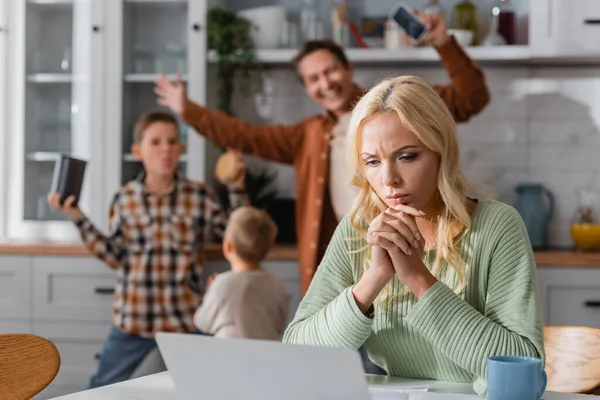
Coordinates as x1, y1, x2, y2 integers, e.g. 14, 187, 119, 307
207, 6, 278, 211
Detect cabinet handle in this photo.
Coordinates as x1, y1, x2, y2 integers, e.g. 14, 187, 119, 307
584, 19, 600, 25
192, 23, 201, 31
94, 352, 100, 360
584, 300, 600, 307
92, 25, 100, 32
94, 287, 114, 295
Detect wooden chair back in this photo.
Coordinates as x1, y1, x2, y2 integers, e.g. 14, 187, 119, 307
544, 326, 600, 394
0, 333, 60, 399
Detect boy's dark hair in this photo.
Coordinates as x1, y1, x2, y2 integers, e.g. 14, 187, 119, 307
291, 40, 350, 81
133, 109, 178, 144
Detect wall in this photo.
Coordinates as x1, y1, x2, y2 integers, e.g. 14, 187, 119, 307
204, 0, 600, 247
206, 62, 600, 248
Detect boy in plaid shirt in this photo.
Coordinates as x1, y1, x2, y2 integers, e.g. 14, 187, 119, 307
48, 110, 249, 388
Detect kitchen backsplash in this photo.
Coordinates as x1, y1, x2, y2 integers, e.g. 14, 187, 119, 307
205, 65, 600, 247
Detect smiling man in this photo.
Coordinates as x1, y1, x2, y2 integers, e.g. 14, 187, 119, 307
154, 12, 490, 295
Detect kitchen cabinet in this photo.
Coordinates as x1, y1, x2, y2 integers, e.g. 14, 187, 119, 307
530, 0, 600, 57
537, 267, 600, 328
4, 0, 104, 241
0, 0, 6, 239
0, 254, 301, 399
31, 256, 116, 323
2, 0, 209, 241
102, 0, 207, 217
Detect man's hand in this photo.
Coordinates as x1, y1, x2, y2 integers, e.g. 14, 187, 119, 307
154, 74, 189, 116
414, 10, 450, 48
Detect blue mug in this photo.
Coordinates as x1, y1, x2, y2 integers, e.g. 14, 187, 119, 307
487, 356, 547, 400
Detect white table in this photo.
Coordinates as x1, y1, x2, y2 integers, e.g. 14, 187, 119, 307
50, 372, 591, 400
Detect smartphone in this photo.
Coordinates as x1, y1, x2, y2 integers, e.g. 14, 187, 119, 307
391, 3, 428, 44
50, 154, 88, 207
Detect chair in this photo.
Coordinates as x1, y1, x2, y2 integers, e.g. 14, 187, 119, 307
0, 333, 61, 399
544, 326, 600, 394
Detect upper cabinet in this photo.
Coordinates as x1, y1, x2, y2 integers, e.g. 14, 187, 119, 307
0, 0, 7, 238
103, 0, 207, 217
531, 0, 600, 57
2, 0, 600, 241
5, 0, 104, 241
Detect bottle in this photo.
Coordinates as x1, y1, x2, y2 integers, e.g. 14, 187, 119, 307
451, 0, 478, 45
332, 2, 350, 47
424, 0, 446, 24
300, 0, 317, 41
497, 0, 516, 45
482, 7, 507, 46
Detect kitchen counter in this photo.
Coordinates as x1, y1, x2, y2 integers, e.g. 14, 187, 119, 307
1, 242, 600, 266
0, 241, 298, 260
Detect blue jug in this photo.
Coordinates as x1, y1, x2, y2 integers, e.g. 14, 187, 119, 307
514, 183, 555, 249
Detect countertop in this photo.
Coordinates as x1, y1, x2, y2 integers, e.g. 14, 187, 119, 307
1, 241, 600, 266
0, 241, 298, 261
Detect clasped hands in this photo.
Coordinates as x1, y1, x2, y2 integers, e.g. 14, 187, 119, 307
367, 205, 437, 299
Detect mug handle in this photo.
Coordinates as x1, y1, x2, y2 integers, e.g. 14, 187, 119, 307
539, 370, 547, 399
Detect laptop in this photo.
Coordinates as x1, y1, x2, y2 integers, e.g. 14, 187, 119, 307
155, 332, 372, 400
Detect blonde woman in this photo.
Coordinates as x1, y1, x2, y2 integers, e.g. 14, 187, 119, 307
282, 76, 544, 395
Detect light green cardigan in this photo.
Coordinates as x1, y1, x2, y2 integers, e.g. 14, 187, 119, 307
282, 199, 545, 395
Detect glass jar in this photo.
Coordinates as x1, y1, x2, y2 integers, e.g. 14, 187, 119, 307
451, 0, 478, 45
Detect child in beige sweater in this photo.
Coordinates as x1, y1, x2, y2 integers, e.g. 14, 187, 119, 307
193, 206, 289, 340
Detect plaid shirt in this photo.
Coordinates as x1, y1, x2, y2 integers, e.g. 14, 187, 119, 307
75, 173, 249, 337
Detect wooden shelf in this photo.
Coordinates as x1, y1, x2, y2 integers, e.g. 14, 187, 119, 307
124, 73, 188, 83
209, 46, 600, 65
27, 73, 72, 83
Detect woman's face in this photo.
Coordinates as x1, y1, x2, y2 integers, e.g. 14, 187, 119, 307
360, 112, 440, 212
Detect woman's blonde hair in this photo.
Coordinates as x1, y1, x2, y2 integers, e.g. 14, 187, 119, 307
346, 75, 471, 296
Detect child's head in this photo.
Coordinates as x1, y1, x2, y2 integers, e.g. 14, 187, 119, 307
223, 207, 278, 267
131, 109, 183, 177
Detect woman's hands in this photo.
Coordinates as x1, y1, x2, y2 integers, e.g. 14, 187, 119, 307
353, 205, 438, 313
372, 205, 437, 299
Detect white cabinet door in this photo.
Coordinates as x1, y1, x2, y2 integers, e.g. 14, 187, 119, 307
0, 256, 30, 319
103, 0, 208, 212
32, 321, 112, 400
32, 256, 116, 323
5, 0, 105, 241
0, 320, 30, 334
531, 0, 600, 56
0, 0, 6, 239
537, 267, 600, 327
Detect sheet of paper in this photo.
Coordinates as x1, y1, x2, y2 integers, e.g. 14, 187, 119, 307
409, 393, 483, 400
369, 384, 430, 400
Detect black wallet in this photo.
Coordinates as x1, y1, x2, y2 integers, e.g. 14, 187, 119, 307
50, 154, 88, 207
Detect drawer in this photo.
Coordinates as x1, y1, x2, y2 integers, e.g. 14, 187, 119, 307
32, 322, 111, 389
0, 319, 30, 333
546, 286, 600, 327
32, 257, 116, 322
538, 268, 600, 327
0, 256, 30, 319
